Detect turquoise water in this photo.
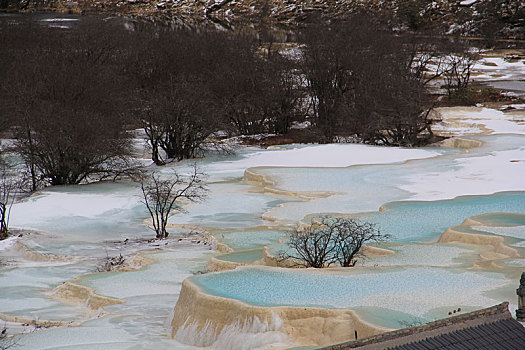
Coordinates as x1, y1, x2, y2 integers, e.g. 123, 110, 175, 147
8, 246, 212, 350
270, 237, 487, 268
471, 213, 525, 226
10, 182, 149, 241
78, 248, 213, 299
218, 249, 263, 263
218, 230, 286, 251
353, 192, 525, 242
173, 183, 290, 230
192, 266, 511, 320
358, 243, 482, 267
353, 307, 433, 329
472, 224, 525, 241
256, 134, 525, 223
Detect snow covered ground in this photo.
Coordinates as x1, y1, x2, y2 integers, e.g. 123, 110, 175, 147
433, 107, 525, 136
206, 143, 441, 173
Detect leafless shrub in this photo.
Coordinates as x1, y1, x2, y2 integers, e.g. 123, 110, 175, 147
283, 216, 390, 268
442, 51, 480, 99
2, 17, 136, 188
139, 164, 207, 239
0, 164, 19, 240
299, 13, 437, 146
97, 251, 126, 272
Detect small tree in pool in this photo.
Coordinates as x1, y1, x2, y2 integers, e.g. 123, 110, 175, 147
140, 165, 206, 239
332, 217, 390, 267
286, 218, 339, 268
285, 217, 390, 268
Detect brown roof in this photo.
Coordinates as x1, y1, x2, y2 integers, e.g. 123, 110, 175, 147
322, 302, 525, 350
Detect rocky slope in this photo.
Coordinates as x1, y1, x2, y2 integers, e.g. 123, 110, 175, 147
2, 0, 525, 40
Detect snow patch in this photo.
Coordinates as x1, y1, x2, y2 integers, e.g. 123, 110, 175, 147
433, 108, 525, 136
206, 143, 441, 176
0, 236, 18, 251
401, 148, 525, 201
40, 18, 79, 22
459, 0, 477, 6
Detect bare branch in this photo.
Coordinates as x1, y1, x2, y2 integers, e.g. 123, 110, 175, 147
283, 216, 390, 268
138, 164, 207, 239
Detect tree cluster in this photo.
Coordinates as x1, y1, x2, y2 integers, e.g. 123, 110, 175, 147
283, 217, 390, 268
1, 17, 136, 188
131, 28, 302, 165
299, 16, 480, 146
1, 13, 477, 189
466, 0, 525, 45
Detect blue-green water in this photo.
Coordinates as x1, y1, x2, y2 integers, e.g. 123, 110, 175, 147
352, 192, 525, 242
471, 213, 525, 226
218, 230, 286, 251
192, 266, 511, 320
218, 249, 263, 263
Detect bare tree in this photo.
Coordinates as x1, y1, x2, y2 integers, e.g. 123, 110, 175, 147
442, 51, 479, 99
299, 14, 437, 145
141, 78, 220, 165
212, 38, 295, 137
299, 22, 351, 142
2, 17, 137, 187
140, 165, 207, 239
131, 29, 233, 164
12, 109, 134, 186
0, 164, 17, 240
331, 218, 390, 267
284, 217, 390, 268
286, 218, 339, 268
131, 27, 301, 160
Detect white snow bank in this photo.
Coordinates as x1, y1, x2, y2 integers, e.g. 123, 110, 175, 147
459, 0, 477, 6
401, 148, 525, 201
472, 57, 525, 81
40, 18, 79, 22
433, 107, 525, 136
500, 104, 525, 110
474, 57, 525, 72
0, 236, 18, 251
206, 144, 441, 176
10, 190, 139, 228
